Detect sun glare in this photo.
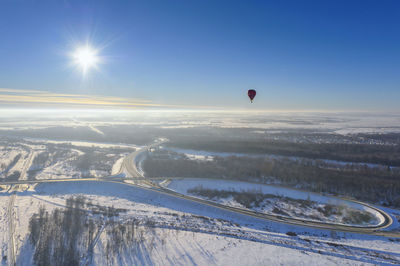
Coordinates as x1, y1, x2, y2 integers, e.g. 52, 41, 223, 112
72, 45, 100, 75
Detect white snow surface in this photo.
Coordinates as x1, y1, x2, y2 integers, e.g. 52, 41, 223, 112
166, 178, 386, 226
27, 138, 138, 149
0, 181, 398, 265
1, 111, 400, 136
111, 156, 125, 175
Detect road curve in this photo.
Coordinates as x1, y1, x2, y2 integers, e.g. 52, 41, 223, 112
0, 139, 397, 238
120, 139, 166, 178
118, 140, 396, 237
4, 178, 396, 237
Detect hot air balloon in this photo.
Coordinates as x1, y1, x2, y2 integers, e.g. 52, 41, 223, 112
248, 89, 256, 103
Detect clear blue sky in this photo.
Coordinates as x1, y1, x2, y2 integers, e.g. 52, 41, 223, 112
0, 0, 399, 110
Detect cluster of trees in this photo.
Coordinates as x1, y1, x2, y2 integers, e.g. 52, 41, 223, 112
72, 149, 128, 177
187, 186, 375, 224
30, 152, 49, 169
28, 145, 74, 179
168, 139, 400, 166
28, 196, 127, 265
5, 170, 20, 181
188, 186, 275, 208
0, 154, 21, 179
0, 151, 26, 181
28, 196, 158, 266
104, 218, 159, 265
28, 143, 133, 179
358, 132, 400, 144
144, 154, 400, 207
29, 197, 96, 265
342, 210, 375, 224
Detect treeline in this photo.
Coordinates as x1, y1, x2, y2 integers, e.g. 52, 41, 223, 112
144, 155, 400, 207
358, 132, 400, 144
168, 140, 400, 166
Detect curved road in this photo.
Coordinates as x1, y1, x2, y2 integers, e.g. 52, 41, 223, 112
118, 140, 396, 237
1, 139, 398, 239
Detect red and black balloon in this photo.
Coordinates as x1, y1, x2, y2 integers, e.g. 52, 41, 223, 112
247, 89, 256, 103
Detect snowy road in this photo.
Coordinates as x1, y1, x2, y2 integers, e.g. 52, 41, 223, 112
106, 140, 398, 237
0, 177, 396, 238
0, 139, 397, 239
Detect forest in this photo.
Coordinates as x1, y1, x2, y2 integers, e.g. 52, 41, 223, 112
168, 139, 400, 166
28, 196, 156, 266
144, 153, 400, 207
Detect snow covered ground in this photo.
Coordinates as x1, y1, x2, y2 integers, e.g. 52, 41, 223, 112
0, 139, 135, 180
111, 156, 125, 175
27, 138, 139, 150
166, 178, 385, 226
0, 181, 398, 265
1, 110, 400, 136
0, 111, 399, 264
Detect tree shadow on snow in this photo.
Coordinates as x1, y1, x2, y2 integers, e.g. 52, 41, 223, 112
20, 181, 400, 265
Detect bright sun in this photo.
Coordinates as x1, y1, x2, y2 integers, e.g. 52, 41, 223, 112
72, 45, 100, 74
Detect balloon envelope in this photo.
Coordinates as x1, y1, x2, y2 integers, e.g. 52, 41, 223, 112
248, 89, 256, 102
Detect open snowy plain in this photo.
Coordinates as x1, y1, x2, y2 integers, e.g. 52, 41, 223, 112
0, 181, 399, 265
0, 111, 399, 265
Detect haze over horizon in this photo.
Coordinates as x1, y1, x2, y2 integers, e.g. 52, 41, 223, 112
0, 0, 399, 111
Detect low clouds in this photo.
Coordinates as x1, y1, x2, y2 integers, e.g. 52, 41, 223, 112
0, 88, 183, 109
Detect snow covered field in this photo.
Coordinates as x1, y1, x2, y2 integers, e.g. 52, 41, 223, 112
0, 181, 398, 265
0, 111, 399, 265
166, 178, 385, 227
27, 138, 139, 150
1, 110, 400, 135
0, 138, 134, 180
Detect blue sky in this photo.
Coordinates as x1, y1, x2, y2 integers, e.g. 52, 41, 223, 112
0, 0, 399, 110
